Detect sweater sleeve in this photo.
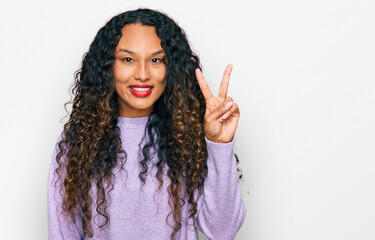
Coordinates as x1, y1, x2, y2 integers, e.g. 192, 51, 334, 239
47, 134, 85, 240
195, 136, 247, 240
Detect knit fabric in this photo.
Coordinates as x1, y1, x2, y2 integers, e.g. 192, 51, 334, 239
48, 115, 246, 239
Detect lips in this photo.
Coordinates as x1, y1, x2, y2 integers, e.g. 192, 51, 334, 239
129, 85, 153, 97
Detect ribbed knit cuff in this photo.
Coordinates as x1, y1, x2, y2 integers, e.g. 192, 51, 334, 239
204, 136, 235, 155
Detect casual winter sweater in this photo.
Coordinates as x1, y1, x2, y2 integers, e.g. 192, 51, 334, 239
47, 115, 247, 240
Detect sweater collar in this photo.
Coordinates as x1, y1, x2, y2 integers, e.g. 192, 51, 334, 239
117, 114, 154, 129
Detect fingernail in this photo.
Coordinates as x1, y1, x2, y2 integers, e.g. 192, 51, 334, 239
197, 68, 202, 76
225, 101, 233, 109
221, 113, 227, 119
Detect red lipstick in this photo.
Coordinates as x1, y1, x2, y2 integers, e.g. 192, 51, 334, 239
129, 85, 153, 97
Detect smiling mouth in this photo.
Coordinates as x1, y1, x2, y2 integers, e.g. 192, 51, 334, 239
129, 86, 153, 91
128, 86, 153, 97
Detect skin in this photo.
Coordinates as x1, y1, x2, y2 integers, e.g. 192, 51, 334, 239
113, 23, 167, 118
195, 65, 240, 143
112, 22, 240, 143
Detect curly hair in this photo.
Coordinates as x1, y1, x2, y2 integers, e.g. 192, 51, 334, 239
53, 8, 242, 240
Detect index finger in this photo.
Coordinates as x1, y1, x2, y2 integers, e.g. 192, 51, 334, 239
218, 64, 233, 99
195, 68, 213, 100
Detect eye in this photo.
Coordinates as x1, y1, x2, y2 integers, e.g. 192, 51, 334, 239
151, 58, 162, 63
122, 57, 134, 63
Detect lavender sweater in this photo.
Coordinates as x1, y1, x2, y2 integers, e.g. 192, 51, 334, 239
48, 116, 246, 240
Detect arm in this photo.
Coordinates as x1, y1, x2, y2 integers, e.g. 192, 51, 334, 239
194, 65, 246, 239
47, 134, 85, 239
195, 136, 247, 240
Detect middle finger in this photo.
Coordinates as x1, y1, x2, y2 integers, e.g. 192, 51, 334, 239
218, 64, 233, 99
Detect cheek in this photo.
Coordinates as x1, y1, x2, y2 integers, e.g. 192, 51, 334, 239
114, 74, 130, 96
114, 71, 128, 83
113, 62, 130, 83
114, 80, 120, 93
157, 76, 166, 94
113, 76, 123, 91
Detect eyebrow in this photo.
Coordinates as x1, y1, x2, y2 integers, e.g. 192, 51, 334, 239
118, 48, 164, 55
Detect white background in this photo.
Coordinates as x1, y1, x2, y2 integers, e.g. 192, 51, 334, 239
0, 0, 374, 239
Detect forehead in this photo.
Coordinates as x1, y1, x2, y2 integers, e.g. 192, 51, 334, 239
116, 23, 162, 51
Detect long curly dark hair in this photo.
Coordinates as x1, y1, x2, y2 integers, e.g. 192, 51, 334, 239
53, 8, 242, 240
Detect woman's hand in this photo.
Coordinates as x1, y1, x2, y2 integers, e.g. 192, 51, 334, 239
195, 64, 240, 143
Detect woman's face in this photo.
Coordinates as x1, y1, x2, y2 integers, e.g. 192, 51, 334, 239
113, 23, 167, 118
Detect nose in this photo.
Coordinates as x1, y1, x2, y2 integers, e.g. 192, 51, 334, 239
134, 61, 151, 81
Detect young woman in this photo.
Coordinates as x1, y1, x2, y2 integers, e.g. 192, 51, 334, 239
48, 8, 246, 240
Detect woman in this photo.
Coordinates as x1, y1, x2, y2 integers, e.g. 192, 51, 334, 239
48, 8, 246, 240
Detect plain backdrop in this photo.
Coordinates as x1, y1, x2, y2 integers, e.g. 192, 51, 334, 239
0, 0, 374, 239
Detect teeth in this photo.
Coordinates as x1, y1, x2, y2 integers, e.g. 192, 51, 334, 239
130, 87, 152, 92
